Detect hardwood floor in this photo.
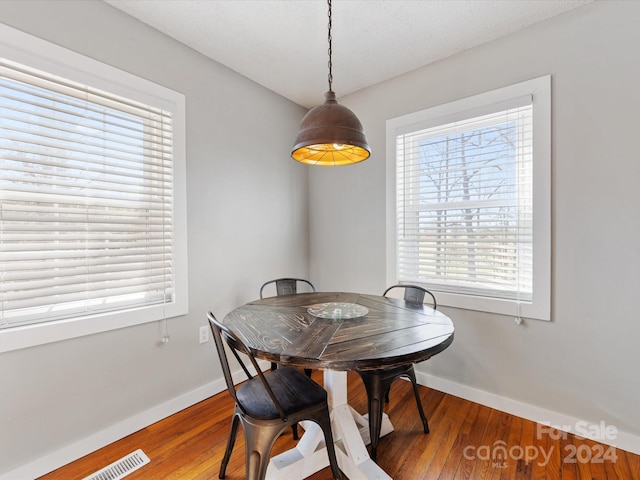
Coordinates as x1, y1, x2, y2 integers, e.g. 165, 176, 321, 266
39, 371, 639, 479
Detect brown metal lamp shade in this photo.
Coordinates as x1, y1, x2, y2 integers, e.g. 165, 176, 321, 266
291, 91, 371, 166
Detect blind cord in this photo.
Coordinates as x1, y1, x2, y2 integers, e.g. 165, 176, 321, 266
160, 113, 170, 345
514, 106, 524, 326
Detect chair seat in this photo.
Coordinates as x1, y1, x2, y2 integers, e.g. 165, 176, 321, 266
237, 367, 327, 420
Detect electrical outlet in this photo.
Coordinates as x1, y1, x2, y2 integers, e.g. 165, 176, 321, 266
199, 326, 209, 344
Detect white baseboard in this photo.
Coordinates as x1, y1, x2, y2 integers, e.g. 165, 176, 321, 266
0, 359, 270, 480
415, 371, 640, 457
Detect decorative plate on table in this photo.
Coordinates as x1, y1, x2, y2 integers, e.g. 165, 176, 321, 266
307, 302, 369, 320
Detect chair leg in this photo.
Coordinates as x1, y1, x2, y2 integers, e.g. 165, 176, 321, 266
359, 366, 430, 462
219, 414, 240, 479
407, 369, 429, 434
243, 422, 285, 480
358, 373, 389, 462
368, 395, 385, 462
315, 411, 342, 479
246, 449, 271, 480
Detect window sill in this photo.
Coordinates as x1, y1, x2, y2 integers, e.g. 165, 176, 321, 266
430, 289, 549, 321
0, 302, 188, 353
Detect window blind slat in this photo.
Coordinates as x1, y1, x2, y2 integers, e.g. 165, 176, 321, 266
3, 284, 171, 312
394, 95, 532, 136
2, 263, 172, 281
1, 144, 173, 173
1, 61, 171, 118
1, 144, 171, 182
0, 101, 172, 148
2, 126, 171, 162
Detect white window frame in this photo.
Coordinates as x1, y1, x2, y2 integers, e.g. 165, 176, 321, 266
386, 76, 550, 321
0, 24, 188, 352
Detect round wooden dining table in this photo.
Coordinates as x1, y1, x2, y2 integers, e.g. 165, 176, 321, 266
222, 291, 455, 480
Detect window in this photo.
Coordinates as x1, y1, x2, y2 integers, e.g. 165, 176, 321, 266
386, 77, 550, 320
0, 24, 187, 351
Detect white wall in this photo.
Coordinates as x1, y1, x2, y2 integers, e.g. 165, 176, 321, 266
310, 0, 640, 449
0, 0, 309, 476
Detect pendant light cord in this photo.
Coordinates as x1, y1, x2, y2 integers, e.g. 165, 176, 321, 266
327, 0, 333, 92
290, 0, 371, 164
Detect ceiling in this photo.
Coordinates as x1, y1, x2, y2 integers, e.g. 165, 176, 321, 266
104, 0, 593, 108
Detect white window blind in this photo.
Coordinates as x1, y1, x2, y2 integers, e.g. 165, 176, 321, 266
0, 58, 175, 329
395, 98, 533, 302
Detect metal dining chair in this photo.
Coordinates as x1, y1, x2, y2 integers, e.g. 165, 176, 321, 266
356, 284, 437, 461
208, 312, 341, 480
259, 277, 316, 299
259, 277, 315, 376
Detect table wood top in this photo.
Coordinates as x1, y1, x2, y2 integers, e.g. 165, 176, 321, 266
222, 292, 454, 371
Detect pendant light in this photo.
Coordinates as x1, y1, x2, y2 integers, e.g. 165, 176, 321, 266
291, 0, 371, 166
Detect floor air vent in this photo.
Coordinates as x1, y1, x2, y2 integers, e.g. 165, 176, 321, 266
82, 449, 150, 480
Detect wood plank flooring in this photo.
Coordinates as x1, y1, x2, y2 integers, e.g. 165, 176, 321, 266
39, 371, 640, 479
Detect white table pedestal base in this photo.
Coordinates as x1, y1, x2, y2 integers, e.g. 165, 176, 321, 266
266, 370, 394, 480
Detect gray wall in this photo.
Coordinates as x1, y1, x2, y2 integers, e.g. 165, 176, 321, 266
310, 0, 640, 440
0, 0, 309, 475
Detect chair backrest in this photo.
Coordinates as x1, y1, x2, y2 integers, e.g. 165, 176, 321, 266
207, 312, 288, 420
259, 277, 316, 299
383, 284, 437, 310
